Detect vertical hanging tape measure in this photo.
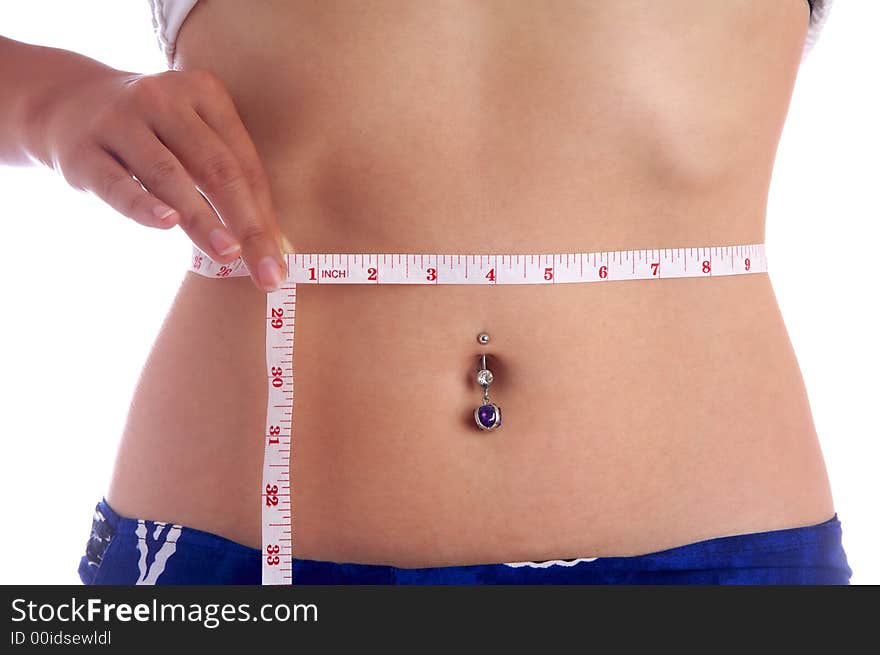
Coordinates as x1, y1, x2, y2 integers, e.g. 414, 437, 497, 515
188, 242, 767, 584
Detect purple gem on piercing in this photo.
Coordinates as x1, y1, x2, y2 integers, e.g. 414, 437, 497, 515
475, 403, 502, 430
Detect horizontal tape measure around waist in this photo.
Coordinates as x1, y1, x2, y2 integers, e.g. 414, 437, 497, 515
189, 243, 767, 283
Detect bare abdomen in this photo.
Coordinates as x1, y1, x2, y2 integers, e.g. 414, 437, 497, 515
106, 0, 833, 563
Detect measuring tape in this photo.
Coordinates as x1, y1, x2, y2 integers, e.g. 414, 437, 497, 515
188, 242, 767, 584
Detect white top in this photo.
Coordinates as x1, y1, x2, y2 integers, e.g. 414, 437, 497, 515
148, 0, 834, 69
147, 0, 198, 68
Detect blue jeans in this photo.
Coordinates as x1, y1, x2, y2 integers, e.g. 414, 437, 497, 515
79, 498, 852, 585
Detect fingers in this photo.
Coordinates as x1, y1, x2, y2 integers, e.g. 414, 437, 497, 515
96, 123, 245, 267
150, 106, 287, 292
72, 143, 181, 231
61, 69, 290, 292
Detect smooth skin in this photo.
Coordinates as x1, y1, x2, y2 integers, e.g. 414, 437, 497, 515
1, 0, 836, 566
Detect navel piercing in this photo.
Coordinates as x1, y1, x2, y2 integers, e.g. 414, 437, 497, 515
477, 332, 490, 345
474, 352, 502, 431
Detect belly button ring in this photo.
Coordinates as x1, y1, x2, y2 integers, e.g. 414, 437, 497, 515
474, 351, 502, 431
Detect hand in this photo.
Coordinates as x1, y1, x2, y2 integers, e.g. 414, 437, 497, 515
39, 67, 290, 292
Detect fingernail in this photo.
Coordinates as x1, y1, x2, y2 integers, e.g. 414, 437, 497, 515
153, 204, 177, 221
257, 256, 283, 291
208, 228, 242, 257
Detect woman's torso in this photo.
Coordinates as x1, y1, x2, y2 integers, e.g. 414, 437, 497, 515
107, 0, 834, 565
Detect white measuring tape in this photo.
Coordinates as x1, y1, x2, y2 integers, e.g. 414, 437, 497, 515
188, 242, 767, 584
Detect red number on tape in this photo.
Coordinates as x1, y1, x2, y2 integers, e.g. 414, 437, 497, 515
271, 366, 283, 388
271, 307, 283, 329
265, 484, 279, 507
266, 544, 280, 566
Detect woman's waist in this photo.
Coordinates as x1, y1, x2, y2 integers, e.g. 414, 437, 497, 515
287, 270, 820, 484
114, 270, 827, 512
159, 266, 798, 420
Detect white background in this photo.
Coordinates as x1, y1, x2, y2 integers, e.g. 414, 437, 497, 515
0, 2, 877, 584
